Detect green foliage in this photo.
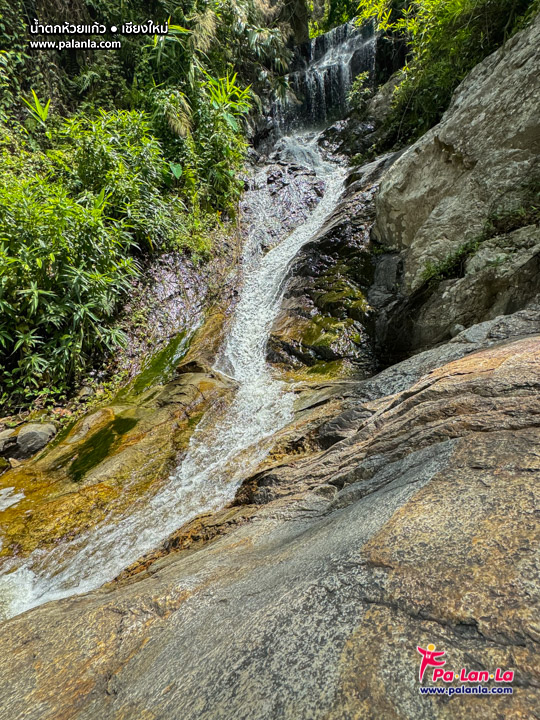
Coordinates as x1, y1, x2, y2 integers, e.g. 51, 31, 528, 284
0, 167, 136, 407
420, 238, 480, 286
309, 0, 359, 37
56, 109, 184, 249
0, 110, 195, 407
144, 72, 251, 217
0, 0, 284, 408
22, 90, 51, 125
0, 1, 30, 123
357, 0, 537, 142
205, 72, 251, 131
347, 71, 372, 114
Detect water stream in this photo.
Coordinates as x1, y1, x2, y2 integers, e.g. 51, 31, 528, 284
0, 21, 376, 620
0, 134, 345, 620
273, 20, 376, 133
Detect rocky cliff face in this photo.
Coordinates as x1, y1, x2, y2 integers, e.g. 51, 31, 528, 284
371, 14, 540, 357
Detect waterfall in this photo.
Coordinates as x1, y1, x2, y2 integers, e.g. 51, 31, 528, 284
0, 134, 345, 621
272, 20, 376, 135
0, 24, 367, 621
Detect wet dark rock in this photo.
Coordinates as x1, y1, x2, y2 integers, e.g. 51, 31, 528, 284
268, 152, 401, 376
0, 423, 56, 461
240, 151, 329, 253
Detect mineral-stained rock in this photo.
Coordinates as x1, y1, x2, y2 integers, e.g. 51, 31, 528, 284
0, 367, 234, 561
1, 336, 538, 720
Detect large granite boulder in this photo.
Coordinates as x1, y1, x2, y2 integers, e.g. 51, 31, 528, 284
368, 15, 540, 357
373, 14, 540, 294
1, 334, 538, 719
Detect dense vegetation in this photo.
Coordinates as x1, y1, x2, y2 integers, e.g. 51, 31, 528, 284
309, 0, 359, 35
0, 0, 291, 408
357, 0, 538, 142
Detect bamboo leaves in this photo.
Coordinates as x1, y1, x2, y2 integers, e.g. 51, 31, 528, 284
22, 89, 50, 126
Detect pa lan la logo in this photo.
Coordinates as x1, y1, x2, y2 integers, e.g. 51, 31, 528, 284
416, 644, 514, 684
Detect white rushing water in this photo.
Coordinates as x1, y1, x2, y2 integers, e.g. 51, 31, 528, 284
0, 133, 345, 620
273, 20, 376, 132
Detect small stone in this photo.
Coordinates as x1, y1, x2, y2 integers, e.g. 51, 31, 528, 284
8, 457, 21, 468
13, 423, 56, 459
77, 386, 95, 400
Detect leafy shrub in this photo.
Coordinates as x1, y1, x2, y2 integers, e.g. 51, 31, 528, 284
0, 110, 198, 407
144, 72, 251, 216
180, 74, 251, 214
347, 71, 373, 115
55, 109, 184, 250
0, 172, 136, 406
357, 0, 537, 142
309, 0, 359, 37
0, 0, 276, 409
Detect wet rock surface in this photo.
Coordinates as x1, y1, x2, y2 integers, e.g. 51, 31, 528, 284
268, 153, 399, 377
241, 141, 329, 254
115, 241, 241, 383
0, 366, 235, 562
1, 335, 539, 720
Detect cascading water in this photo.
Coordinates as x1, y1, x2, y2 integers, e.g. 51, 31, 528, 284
272, 20, 376, 134
0, 23, 376, 621
0, 134, 345, 620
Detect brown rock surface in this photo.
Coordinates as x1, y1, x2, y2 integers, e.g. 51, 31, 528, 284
0, 336, 538, 719
0, 368, 234, 561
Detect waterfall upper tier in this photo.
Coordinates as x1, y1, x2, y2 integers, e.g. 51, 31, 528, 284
271, 20, 376, 135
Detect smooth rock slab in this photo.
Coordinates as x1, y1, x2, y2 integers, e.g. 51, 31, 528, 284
0, 337, 538, 719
